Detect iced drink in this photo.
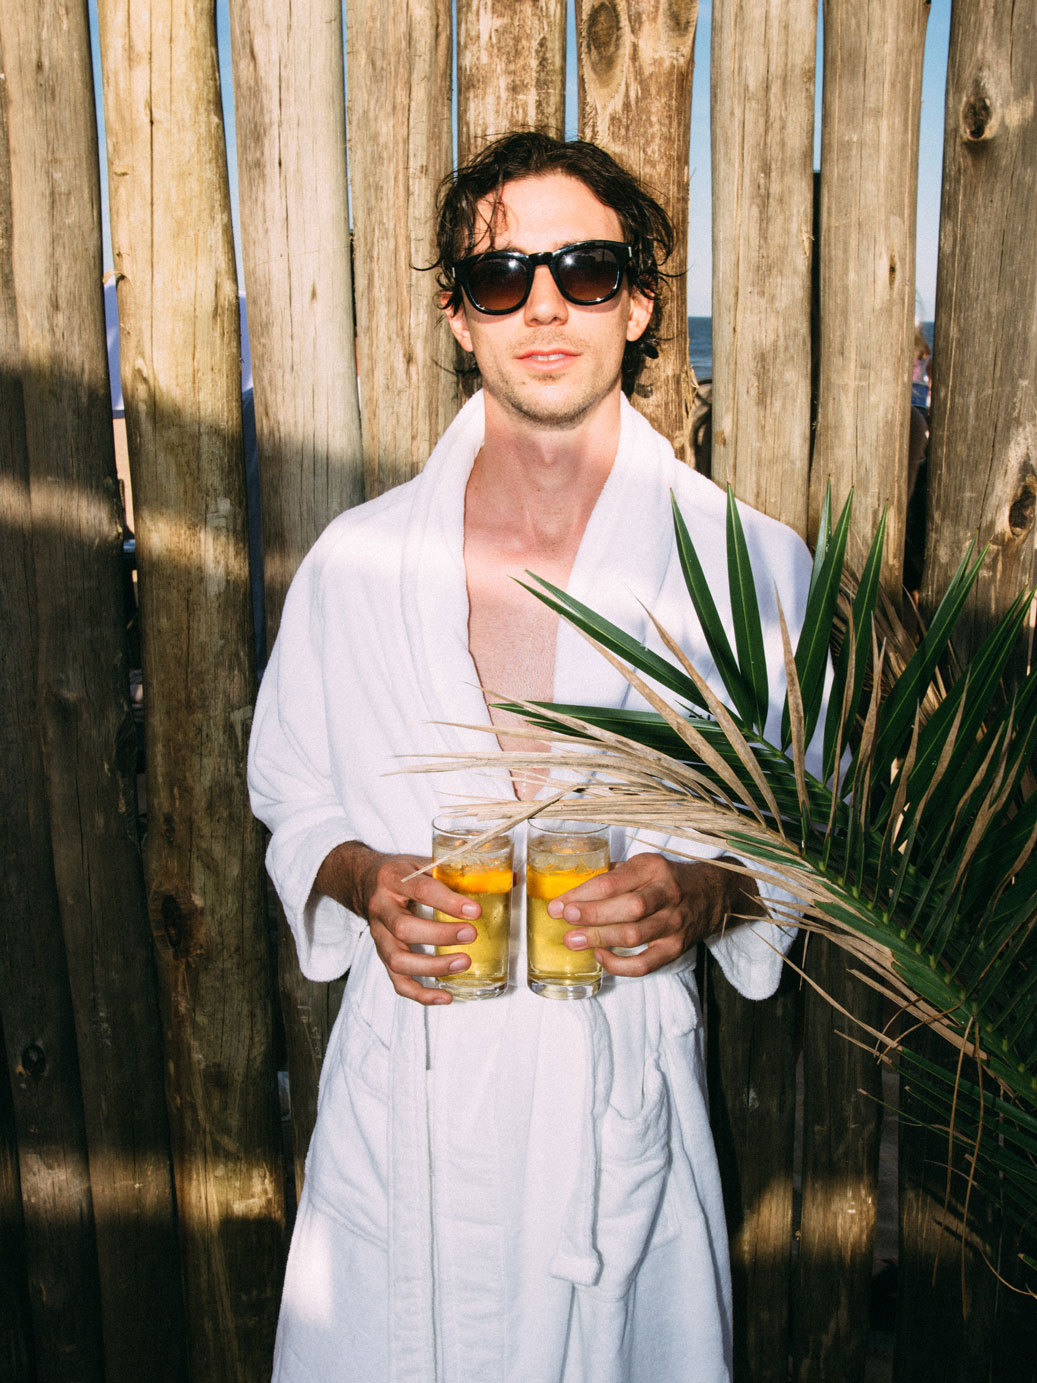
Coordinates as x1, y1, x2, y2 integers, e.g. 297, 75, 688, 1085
432, 817, 514, 999
526, 819, 609, 999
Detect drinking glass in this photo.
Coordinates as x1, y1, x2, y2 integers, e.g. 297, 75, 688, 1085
432, 815, 514, 999
526, 818, 610, 999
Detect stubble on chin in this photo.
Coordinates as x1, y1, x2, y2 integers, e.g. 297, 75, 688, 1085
483, 362, 625, 432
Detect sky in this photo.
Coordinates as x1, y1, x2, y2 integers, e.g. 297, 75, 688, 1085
90, 0, 950, 320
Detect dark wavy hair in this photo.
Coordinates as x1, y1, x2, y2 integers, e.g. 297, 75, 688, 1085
433, 131, 675, 395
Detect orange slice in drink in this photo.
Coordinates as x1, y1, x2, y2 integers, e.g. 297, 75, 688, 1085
434, 863, 514, 896
526, 864, 607, 901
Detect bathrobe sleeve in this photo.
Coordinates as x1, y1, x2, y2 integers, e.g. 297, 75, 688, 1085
248, 538, 367, 981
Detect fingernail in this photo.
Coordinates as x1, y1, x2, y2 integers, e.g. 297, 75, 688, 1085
563, 905, 581, 923
448, 956, 470, 972
566, 932, 588, 950
461, 902, 480, 918
547, 900, 563, 918
456, 926, 477, 943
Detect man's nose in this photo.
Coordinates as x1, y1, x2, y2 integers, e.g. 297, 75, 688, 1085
523, 263, 568, 324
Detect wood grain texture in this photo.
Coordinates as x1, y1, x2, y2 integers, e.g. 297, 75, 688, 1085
0, 33, 102, 1378
458, 0, 566, 160
895, 1030, 999, 1383
227, 0, 364, 634
921, 0, 1037, 663
1, 6, 185, 1378
810, 0, 929, 590
575, 0, 699, 461
906, 7, 1036, 1365
0, 1011, 34, 1383
705, 955, 797, 1383
226, 0, 363, 1185
710, 0, 817, 538
97, 3, 286, 1377
793, 943, 882, 1383
345, 0, 455, 496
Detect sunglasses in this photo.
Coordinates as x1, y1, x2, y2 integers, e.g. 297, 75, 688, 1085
453, 240, 634, 315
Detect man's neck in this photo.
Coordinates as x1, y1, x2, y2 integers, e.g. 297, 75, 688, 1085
468, 387, 624, 553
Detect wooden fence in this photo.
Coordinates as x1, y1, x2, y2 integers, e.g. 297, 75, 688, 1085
1, 1, 1034, 1380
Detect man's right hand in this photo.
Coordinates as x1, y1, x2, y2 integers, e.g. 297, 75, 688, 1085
314, 841, 480, 1005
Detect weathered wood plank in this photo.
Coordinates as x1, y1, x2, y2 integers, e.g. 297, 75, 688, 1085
0, 1015, 34, 1383
1, 6, 185, 1378
1, 42, 97, 1381
1, 81, 100, 1369
903, 7, 1037, 1373
575, 0, 699, 462
344, 0, 455, 496
705, 955, 798, 1383
226, 0, 364, 1190
810, 0, 929, 590
0, 989, 102, 1383
710, 0, 817, 538
895, 1031, 998, 1383
97, 3, 286, 1377
457, 0, 566, 160
921, 0, 1037, 661
793, 944, 882, 1383
227, 0, 364, 636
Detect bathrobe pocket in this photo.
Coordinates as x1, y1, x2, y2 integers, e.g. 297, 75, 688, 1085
305, 990, 391, 1247
588, 1058, 677, 1301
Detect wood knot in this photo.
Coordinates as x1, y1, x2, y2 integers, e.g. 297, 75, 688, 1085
19, 1044, 46, 1082
45, 675, 84, 714
666, 0, 696, 39
151, 885, 206, 961
586, 1, 621, 79
960, 77, 998, 143
1008, 469, 1036, 540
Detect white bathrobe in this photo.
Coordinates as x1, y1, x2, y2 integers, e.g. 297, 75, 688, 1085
248, 392, 813, 1383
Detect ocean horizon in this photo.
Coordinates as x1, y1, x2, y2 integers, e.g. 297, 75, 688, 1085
689, 316, 935, 382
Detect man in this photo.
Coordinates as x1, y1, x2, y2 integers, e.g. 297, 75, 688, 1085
249, 132, 813, 1383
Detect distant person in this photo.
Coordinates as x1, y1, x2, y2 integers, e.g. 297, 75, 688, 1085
249, 130, 820, 1383
905, 326, 932, 600
911, 325, 931, 412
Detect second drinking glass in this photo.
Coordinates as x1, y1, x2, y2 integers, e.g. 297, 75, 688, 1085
526, 818, 610, 999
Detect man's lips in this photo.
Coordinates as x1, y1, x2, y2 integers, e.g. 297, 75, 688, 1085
517, 348, 578, 364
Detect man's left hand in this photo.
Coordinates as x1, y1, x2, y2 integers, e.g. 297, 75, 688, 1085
547, 853, 764, 977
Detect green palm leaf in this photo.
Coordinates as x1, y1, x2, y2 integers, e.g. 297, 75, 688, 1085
725, 486, 769, 732
670, 495, 755, 725
514, 575, 707, 712
786, 484, 853, 754
823, 509, 886, 780
869, 542, 984, 775
429, 493, 1037, 1277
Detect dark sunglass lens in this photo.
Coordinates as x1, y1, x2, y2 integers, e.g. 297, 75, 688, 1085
557, 245, 623, 303
466, 255, 530, 312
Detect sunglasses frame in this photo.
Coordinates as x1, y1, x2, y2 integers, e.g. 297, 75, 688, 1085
453, 239, 634, 315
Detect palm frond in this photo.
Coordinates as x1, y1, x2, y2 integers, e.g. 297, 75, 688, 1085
421, 488, 1037, 1272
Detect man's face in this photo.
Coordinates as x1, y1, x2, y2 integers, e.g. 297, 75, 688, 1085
443, 172, 653, 431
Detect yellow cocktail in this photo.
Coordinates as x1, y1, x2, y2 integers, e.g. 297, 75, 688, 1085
432, 817, 514, 999
526, 820, 610, 999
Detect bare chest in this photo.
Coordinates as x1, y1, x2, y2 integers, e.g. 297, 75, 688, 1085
465, 538, 575, 798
